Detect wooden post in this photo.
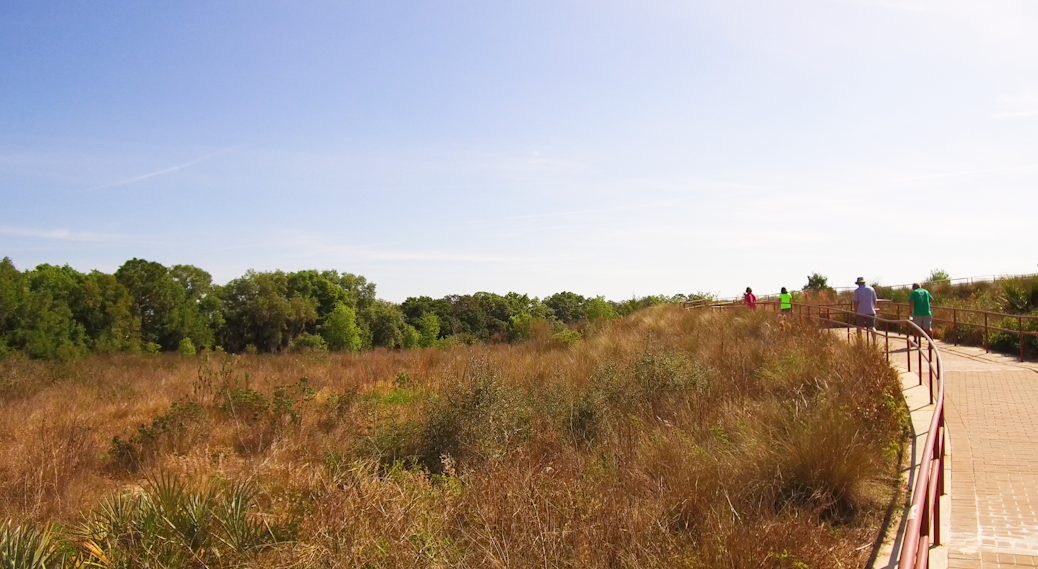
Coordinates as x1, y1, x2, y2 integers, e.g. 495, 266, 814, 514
1021, 316, 1025, 361
984, 312, 989, 353
953, 310, 958, 346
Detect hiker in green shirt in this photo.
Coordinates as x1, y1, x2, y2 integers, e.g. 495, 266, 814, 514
779, 287, 792, 314
908, 283, 934, 344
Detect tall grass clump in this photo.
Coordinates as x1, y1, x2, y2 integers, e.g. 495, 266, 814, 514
0, 305, 906, 568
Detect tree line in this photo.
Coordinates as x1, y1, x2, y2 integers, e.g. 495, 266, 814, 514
0, 257, 708, 359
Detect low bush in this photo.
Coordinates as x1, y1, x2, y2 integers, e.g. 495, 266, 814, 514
177, 337, 196, 355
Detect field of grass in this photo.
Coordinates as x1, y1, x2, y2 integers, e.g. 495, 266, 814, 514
0, 305, 907, 568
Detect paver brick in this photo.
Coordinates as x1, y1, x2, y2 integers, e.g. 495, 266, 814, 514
910, 341, 1038, 568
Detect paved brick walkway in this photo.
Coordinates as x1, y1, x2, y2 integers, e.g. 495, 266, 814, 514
929, 342, 1038, 568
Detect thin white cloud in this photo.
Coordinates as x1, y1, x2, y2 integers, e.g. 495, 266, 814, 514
993, 109, 1038, 119
0, 226, 128, 242
81, 145, 243, 192
892, 164, 1038, 181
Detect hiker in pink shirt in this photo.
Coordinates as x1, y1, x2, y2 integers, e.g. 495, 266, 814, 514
744, 287, 758, 308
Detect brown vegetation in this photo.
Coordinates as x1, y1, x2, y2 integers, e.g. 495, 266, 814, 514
0, 305, 906, 568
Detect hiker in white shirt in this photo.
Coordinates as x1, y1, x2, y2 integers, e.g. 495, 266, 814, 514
851, 277, 878, 330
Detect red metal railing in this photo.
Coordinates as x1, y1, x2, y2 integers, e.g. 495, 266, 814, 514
700, 297, 1037, 362
684, 299, 946, 568
789, 303, 945, 569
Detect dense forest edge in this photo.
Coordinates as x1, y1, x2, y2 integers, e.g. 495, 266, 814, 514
0, 257, 713, 360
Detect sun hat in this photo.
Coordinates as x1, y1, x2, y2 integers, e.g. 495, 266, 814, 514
855, 277, 866, 285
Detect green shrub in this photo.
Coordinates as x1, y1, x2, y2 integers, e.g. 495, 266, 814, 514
177, 337, 196, 355
289, 332, 327, 352
143, 342, 161, 354
552, 328, 581, 348
988, 316, 1038, 358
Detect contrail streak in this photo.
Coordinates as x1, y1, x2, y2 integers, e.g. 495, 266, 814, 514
82, 145, 242, 192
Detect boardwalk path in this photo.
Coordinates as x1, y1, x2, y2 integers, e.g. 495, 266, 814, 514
926, 342, 1038, 568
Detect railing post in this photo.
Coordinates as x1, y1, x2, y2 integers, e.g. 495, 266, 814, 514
934, 436, 942, 545
1021, 316, 1025, 361
938, 417, 946, 496
953, 310, 958, 345
985, 312, 989, 353
907, 331, 912, 373
928, 340, 933, 405
885, 327, 889, 362
918, 339, 923, 386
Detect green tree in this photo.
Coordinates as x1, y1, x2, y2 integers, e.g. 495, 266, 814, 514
804, 272, 833, 292
545, 291, 588, 324
927, 269, 951, 284
363, 299, 408, 349
418, 312, 440, 347
507, 312, 535, 342
0, 258, 25, 344
401, 325, 421, 349
218, 270, 318, 352
322, 303, 362, 351
584, 296, 617, 320
76, 271, 140, 352
116, 258, 182, 348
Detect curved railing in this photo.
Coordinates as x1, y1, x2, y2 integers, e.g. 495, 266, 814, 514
685, 299, 946, 568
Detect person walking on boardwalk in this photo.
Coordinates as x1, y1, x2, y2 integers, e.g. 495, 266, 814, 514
744, 287, 758, 308
779, 287, 792, 314
852, 277, 878, 330
908, 283, 934, 345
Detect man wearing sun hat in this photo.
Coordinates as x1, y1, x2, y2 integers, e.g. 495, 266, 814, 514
851, 277, 878, 330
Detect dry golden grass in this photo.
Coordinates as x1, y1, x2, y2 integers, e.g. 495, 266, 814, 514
0, 306, 906, 568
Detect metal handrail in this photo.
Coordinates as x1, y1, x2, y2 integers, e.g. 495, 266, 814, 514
830, 272, 1038, 293
793, 303, 946, 569
689, 280, 1037, 361
687, 300, 947, 568
727, 296, 1035, 361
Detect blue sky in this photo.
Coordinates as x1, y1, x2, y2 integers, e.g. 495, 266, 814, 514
3, 0, 1037, 301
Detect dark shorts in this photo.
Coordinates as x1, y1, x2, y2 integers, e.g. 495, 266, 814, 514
856, 314, 875, 328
